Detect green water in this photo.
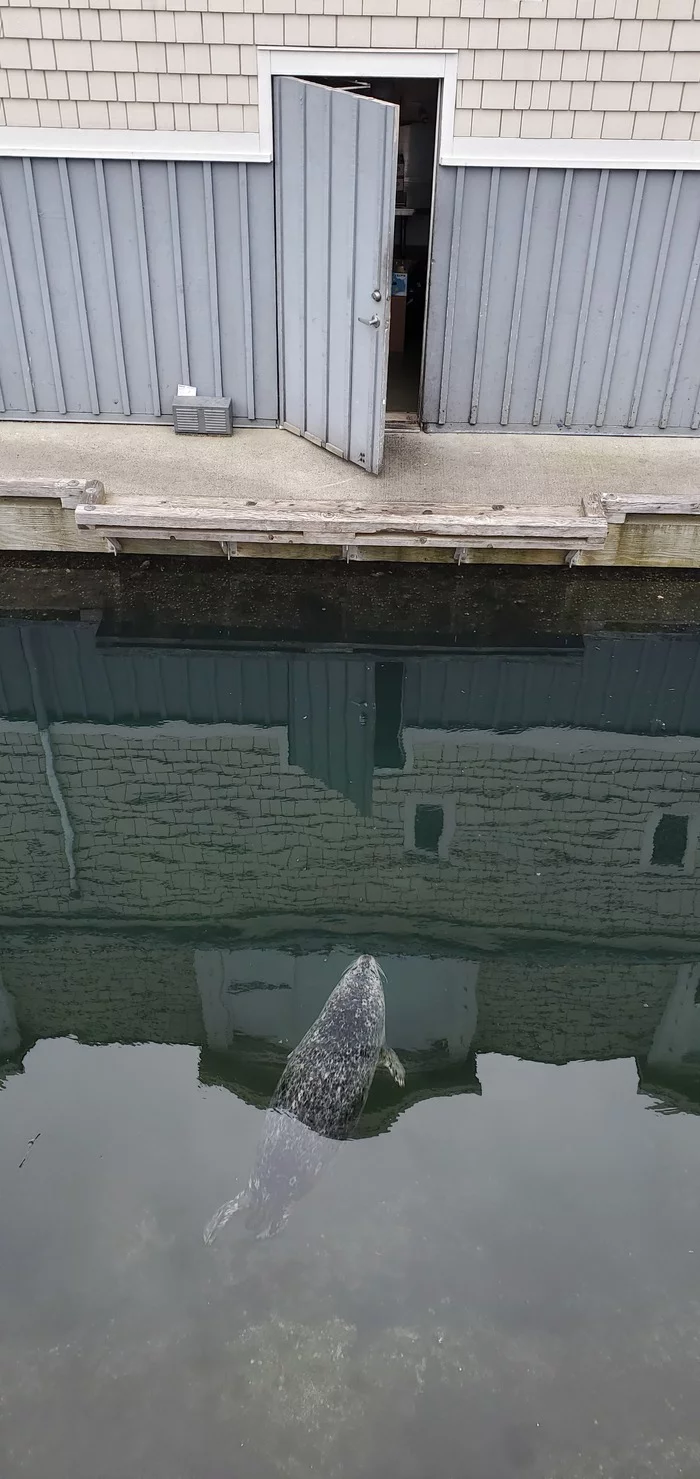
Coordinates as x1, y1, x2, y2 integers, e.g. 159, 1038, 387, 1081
1, 585, 700, 1478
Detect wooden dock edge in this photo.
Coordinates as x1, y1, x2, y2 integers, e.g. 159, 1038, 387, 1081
3, 477, 700, 566
0, 478, 105, 511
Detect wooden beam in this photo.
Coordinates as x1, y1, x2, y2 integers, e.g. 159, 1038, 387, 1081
0, 478, 105, 510
0, 503, 103, 552
76, 524, 607, 552
75, 500, 607, 548
603, 491, 700, 524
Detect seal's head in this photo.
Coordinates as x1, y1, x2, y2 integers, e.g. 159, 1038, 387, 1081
344, 953, 384, 992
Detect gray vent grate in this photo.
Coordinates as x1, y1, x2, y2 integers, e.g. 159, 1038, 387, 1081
172, 395, 233, 436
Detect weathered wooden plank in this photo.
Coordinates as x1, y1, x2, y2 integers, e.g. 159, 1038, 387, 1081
603, 492, 700, 524
579, 516, 700, 567
0, 503, 104, 552
456, 547, 566, 566
0, 478, 105, 509
75, 501, 607, 544
75, 524, 607, 549
76, 527, 608, 555
107, 539, 341, 559
82, 524, 605, 551
580, 492, 605, 522
80, 537, 569, 565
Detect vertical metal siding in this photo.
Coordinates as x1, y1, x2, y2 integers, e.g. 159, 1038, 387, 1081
6, 621, 700, 738
401, 635, 700, 735
423, 166, 700, 434
0, 157, 278, 423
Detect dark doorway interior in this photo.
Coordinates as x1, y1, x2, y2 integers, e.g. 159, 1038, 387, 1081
301, 75, 440, 426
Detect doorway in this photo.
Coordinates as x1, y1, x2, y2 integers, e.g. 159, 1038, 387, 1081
299, 75, 440, 429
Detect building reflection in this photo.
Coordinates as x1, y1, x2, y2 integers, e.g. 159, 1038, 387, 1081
1, 615, 699, 1118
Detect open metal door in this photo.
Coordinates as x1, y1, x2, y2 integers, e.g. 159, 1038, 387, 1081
274, 76, 398, 475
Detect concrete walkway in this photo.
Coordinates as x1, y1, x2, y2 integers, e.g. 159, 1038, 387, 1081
0, 420, 699, 556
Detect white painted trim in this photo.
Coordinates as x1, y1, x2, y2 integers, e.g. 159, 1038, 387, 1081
401, 726, 700, 767
3, 61, 700, 169
0, 126, 270, 164
4, 717, 700, 763
260, 48, 458, 166
0, 717, 292, 770
257, 46, 273, 165
440, 136, 700, 171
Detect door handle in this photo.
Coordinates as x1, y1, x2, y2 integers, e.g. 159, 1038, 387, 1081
358, 314, 381, 328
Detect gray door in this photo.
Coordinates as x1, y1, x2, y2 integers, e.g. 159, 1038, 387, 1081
274, 77, 398, 474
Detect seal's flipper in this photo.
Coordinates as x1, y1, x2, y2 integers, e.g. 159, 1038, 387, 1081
379, 1046, 405, 1086
203, 1189, 249, 1245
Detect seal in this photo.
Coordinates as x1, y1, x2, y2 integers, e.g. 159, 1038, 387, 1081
204, 953, 405, 1242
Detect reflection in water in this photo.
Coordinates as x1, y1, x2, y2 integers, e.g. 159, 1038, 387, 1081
1, 612, 700, 1477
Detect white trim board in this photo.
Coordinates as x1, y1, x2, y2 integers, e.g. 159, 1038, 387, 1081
0, 718, 293, 770
2, 48, 700, 168
440, 135, 700, 170
256, 51, 700, 169
258, 48, 458, 166
0, 126, 269, 163
401, 726, 700, 769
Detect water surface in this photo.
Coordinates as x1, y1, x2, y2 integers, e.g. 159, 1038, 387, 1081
2, 610, 700, 1479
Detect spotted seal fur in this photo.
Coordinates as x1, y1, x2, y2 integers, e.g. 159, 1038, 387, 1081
204, 953, 405, 1242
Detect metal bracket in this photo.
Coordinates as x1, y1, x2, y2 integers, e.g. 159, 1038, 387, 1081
565, 549, 583, 567
105, 537, 121, 555
342, 544, 361, 563
220, 541, 238, 560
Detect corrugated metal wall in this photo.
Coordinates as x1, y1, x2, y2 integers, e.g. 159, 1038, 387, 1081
422, 166, 700, 434
4, 154, 700, 440
0, 157, 278, 423
0, 622, 289, 725
3, 622, 700, 738
401, 636, 700, 735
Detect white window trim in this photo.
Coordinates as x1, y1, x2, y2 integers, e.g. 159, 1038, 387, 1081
640, 805, 700, 874
404, 793, 456, 862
